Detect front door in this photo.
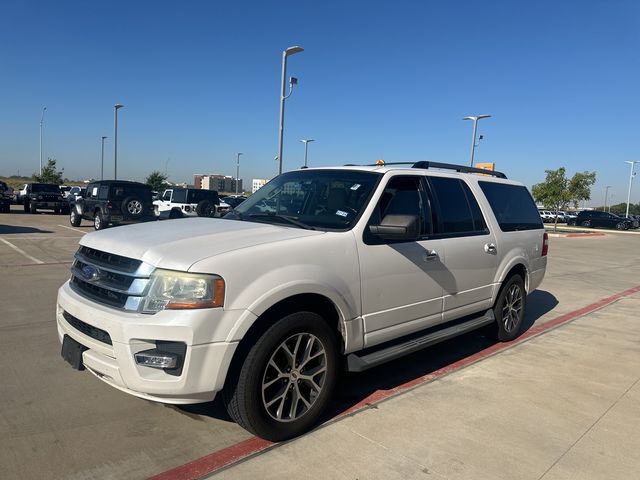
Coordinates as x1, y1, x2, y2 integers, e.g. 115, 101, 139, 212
358, 175, 448, 348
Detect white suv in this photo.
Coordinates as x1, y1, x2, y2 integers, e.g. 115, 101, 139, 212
153, 188, 229, 218
56, 162, 547, 440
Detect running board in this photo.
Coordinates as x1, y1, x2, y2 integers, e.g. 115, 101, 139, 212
346, 310, 495, 372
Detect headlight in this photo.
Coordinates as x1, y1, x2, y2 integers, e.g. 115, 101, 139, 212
140, 269, 225, 313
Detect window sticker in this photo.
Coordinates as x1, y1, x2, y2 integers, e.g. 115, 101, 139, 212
350, 184, 361, 190
336, 210, 348, 217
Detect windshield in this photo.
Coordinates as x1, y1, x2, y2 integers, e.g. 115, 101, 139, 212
32, 183, 61, 193
230, 169, 381, 230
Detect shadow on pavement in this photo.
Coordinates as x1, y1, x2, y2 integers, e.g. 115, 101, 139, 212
0, 225, 54, 234
178, 290, 559, 426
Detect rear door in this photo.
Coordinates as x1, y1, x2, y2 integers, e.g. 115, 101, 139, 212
427, 176, 498, 321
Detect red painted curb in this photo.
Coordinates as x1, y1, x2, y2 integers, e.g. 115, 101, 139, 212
148, 284, 640, 480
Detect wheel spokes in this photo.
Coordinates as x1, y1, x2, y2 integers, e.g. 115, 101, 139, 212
262, 332, 327, 423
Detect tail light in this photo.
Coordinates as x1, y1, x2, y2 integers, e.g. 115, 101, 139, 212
106, 201, 114, 209
184, 205, 191, 212
541, 232, 549, 256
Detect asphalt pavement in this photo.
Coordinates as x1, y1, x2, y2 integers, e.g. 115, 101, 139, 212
1, 205, 639, 480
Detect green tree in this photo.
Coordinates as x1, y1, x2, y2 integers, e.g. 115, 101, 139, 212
32, 158, 64, 184
532, 167, 597, 231
145, 170, 169, 192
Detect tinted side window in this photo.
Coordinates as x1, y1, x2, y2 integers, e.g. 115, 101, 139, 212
366, 175, 431, 242
429, 177, 486, 235
98, 186, 109, 200
478, 181, 543, 232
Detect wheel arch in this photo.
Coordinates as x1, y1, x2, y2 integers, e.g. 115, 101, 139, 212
223, 292, 347, 392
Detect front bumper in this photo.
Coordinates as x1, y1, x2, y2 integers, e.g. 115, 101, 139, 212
56, 281, 242, 404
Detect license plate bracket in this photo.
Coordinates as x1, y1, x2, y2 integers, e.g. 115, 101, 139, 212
61, 335, 87, 370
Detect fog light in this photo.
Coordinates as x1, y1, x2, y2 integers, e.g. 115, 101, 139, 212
134, 349, 178, 369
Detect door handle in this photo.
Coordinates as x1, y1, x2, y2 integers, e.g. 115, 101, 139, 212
424, 250, 438, 261
484, 243, 497, 254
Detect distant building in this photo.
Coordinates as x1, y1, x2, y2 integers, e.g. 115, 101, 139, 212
252, 178, 269, 193
194, 174, 242, 194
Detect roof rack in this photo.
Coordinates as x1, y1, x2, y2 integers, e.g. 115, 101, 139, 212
342, 161, 507, 179
411, 161, 507, 179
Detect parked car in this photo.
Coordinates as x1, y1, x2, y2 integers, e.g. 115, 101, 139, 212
69, 180, 154, 230
59, 185, 72, 198
575, 210, 632, 230
538, 210, 553, 223
23, 183, 69, 214
220, 195, 248, 209
0, 181, 12, 213
15, 184, 28, 204
621, 214, 639, 229
67, 186, 86, 203
153, 188, 221, 218
56, 161, 547, 441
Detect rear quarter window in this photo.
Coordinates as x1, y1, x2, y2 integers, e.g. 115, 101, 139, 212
478, 181, 543, 232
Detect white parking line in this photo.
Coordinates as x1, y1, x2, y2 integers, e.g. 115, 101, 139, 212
57, 224, 86, 234
0, 238, 44, 264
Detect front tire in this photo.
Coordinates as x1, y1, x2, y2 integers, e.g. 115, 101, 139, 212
94, 210, 107, 230
223, 312, 339, 441
489, 275, 526, 342
29, 202, 37, 214
70, 209, 82, 227
581, 220, 591, 228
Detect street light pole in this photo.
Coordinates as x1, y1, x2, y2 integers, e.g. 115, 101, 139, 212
300, 139, 315, 167
625, 161, 640, 218
235, 152, 243, 194
463, 114, 491, 167
100, 136, 108, 180
113, 104, 124, 180
39, 107, 47, 174
277, 46, 304, 175
604, 185, 611, 212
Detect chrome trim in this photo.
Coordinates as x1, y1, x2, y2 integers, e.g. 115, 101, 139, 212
70, 264, 150, 295
74, 252, 154, 278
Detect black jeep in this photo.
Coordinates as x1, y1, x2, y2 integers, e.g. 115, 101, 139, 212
23, 183, 69, 214
0, 181, 12, 213
69, 180, 154, 230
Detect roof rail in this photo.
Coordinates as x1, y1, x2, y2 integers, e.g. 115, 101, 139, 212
411, 161, 507, 179
342, 161, 507, 179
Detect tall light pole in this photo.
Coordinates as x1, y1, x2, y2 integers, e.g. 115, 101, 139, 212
277, 45, 304, 175
100, 136, 108, 180
39, 107, 47, 174
235, 152, 243, 194
463, 114, 491, 167
300, 139, 315, 167
113, 104, 124, 180
604, 185, 611, 212
625, 161, 640, 218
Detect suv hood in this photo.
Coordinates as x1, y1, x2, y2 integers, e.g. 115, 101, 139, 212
79, 218, 324, 271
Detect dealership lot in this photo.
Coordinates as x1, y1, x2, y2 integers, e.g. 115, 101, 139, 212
1, 205, 640, 480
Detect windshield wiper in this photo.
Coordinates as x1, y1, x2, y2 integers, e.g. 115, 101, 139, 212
247, 213, 315, 230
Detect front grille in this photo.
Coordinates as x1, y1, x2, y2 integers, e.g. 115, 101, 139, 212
74, 258, 134, 290
78, 246, 141, 273
71, 246, 152, 311
70, 277, 129, 308
63, 311, 112, 345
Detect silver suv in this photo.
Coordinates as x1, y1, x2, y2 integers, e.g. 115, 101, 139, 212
56, 162, 547, 440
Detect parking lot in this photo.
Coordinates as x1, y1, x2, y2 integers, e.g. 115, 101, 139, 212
1, 205, 640, 480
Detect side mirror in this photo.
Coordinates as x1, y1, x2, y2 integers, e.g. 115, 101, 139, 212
369, 214, 420, 241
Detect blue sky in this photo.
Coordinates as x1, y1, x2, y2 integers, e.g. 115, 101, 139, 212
1, 0, 639, 205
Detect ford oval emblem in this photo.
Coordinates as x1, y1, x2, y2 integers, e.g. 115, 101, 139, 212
81, 265, 100, 282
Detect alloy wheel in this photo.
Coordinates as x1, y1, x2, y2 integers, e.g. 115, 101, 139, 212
502, 284, 523, 333
261, 333, 327, 423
